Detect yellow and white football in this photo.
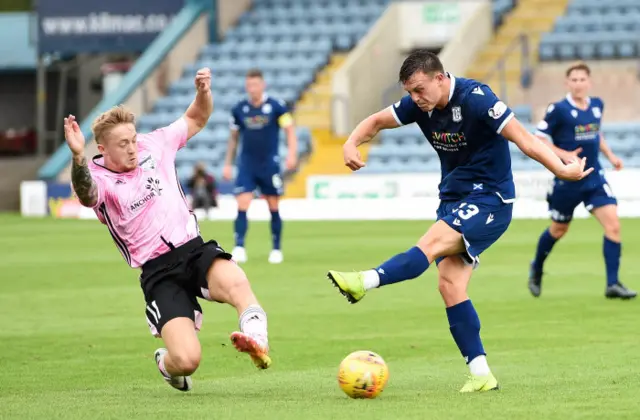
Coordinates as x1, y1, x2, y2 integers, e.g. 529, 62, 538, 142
337, 350, 389, 399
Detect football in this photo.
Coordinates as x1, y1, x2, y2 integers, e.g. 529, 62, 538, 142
337, 350, 389, 399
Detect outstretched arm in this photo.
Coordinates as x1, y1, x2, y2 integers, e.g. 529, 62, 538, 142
346, 107, 400, 147
501, 117, 593, 181
71, 155, 98, 207
64, 115, 98, 207
533, 133, 585, 164
184, 67, 213, 140
343, 107, 401, 171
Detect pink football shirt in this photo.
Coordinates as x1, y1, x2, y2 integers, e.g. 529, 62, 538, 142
79, 117, 200, 268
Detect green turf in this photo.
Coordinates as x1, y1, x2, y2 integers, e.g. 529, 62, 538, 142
1, 214, 638, 419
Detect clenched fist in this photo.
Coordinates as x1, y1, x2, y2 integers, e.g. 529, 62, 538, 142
195, 68, 211, 93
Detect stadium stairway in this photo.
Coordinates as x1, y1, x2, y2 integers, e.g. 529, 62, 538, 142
285, 53, 370, 198
466, 0, 571, 104
294, 54, 346, 131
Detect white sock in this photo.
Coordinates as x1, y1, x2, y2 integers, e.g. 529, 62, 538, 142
157, 353, 171, 378
239, 305, 268, 345
362, 270, 380, 290
468, 355, 491, 376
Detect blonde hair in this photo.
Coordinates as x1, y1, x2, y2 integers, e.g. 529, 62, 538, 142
91, 105, 136, 144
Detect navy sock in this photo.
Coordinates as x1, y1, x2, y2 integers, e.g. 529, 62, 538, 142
234, 211, 248, 247
533, 228, 558, 273
603, 237, 621, 287
446, 300, 486, 364
270, 211, 282, 250
375, 246, 430, 287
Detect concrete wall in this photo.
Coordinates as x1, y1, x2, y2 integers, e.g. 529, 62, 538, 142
217, 0, 252, 37
439, 2, 492, 78
332, 4, 402, 136
526, 60, 640, 123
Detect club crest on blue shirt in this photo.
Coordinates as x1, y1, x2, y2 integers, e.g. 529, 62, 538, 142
592, 107, 602, 118
452, 106, 462, 122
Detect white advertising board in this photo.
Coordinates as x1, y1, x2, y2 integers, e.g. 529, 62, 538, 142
20, 170, 640, 221
306, 170, 640, 201
399, 1, 487, 50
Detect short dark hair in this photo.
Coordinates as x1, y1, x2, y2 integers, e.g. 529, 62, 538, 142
566, 61, 591, 77
399, 50, 445, 83
246, 68, 263, 79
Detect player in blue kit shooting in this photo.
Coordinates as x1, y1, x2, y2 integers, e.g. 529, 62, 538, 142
528, 62, 636, 300
223, 69, 298, 265
325, 50, 592, 393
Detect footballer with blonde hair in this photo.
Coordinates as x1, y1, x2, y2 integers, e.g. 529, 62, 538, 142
66, 67, 271, 392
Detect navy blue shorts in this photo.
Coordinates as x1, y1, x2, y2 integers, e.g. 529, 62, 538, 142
234, 164, 283, 196
435, 192, 513, 268
547, 182, 617, 223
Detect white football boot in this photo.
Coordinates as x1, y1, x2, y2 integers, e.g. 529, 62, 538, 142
154, 348, 192, 392
232, 246, 248, 263
268, 249, 283, 264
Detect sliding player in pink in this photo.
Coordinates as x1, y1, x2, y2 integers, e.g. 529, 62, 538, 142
65, 67, 270, 393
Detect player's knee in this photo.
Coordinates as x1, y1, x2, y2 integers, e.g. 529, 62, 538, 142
226, 275, 253, 306
418, 221, 465, 262
236, 193, 252, 211
417, 235, 443, 262
605, 219, 621, 239
437, 276, 452, 297
550, 222, 569, 239
265, 195, 279, 212
207, 259, 254, 307
437, 274, 464, 301
172, 349, 201, 375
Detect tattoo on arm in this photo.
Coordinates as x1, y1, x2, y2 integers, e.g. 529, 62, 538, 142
71, 156, 98, 206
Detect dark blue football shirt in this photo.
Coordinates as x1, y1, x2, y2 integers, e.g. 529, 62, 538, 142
390, 74, 516, 202
230, 94, 292, 167
535, 94, 604, 190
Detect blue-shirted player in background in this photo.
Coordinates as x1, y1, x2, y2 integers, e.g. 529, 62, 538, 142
223, 69, 298, 264
528, 62, 636, 300
326, 50, 592, 393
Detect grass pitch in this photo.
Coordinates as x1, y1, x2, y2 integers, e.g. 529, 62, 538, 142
1, 214, 639, 419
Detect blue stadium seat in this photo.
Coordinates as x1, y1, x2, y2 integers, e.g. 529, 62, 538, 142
512, 104, 533, 122
543, 1, 640, 60
137, 0, 528, 182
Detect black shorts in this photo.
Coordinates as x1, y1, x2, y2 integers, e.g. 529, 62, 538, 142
140, 236, 232, 337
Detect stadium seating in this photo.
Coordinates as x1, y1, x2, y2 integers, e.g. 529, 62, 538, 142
137, 0, 393, 184
539, 0, 640, 61
134, 0, 517, 184
361, 121, 640, 174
